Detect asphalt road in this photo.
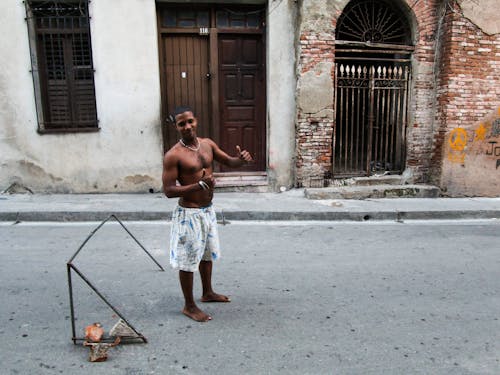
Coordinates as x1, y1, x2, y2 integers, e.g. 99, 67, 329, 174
1, 220, 499, 375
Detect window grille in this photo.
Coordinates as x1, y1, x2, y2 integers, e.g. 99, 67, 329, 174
336, 0, 411, 45
215, 8, 263, 28
26, 0, 98, 132
160, 6, 264, 29
161, 9, 210, 28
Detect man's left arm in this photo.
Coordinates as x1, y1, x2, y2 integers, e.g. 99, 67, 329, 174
209, 139, 253, 168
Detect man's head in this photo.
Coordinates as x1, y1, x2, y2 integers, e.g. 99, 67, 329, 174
171, 106, 194, 121
171, 106, 197, 141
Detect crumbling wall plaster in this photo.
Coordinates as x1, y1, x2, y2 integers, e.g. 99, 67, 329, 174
294, 0, 345, 186
297, 62, 334, 115
440, 107, 500, 196
458, 0, 500, 35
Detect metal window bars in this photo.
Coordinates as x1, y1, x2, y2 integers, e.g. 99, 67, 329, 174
25, 0, 98, 131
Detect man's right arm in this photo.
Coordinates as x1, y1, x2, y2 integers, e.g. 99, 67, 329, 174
162, 152, 204, 198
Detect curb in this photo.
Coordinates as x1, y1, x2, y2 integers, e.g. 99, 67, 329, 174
219, 210, 500, 221
1, 210, 500, 222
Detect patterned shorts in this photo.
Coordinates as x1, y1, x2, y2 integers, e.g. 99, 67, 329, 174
169, 205, 221, 272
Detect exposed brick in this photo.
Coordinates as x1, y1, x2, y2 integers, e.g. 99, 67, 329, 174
295, 0, 499, 188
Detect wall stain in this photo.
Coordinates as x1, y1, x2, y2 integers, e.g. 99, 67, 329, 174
124, 175, 154, 185
18, 160, 63, 182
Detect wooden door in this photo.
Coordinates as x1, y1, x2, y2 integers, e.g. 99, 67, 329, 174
160, 34, 211, 151
218, 34, 265, 171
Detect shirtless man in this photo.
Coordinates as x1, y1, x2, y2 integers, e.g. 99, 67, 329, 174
162, 106, 253, 322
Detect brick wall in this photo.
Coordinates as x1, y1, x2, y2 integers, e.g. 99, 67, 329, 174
406, 0, 440, 182
295, 0, 441, 186
296, 30, 336, 186
432, 1, 500, 187
295, 0, 499, 193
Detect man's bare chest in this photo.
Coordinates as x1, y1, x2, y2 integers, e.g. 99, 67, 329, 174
178, 150, 212, 175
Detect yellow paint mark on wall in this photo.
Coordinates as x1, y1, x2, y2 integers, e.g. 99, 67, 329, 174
448, 128, 467, 151
447, 128, 467, 163
474, 123, 487, 141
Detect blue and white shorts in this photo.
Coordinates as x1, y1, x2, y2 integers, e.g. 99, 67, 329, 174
169, 205, 221, 272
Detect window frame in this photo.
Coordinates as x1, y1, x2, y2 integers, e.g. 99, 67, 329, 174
25, 0, 99, 134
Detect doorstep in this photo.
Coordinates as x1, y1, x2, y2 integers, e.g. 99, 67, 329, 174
214, 172, 269, 192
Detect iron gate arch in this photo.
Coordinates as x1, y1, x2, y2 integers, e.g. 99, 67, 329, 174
334, 0, 414, 177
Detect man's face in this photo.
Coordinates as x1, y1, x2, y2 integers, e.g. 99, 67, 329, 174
175, 111, 197, 140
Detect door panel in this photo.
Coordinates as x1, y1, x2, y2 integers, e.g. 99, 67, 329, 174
218, 35, 265, 171
158, 4, 266, 174
161, 34, 211, 151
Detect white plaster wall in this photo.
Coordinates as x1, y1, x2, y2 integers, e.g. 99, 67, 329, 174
0, 0, 163, 193
267, 0, 297, 189
0, 2, 40, 183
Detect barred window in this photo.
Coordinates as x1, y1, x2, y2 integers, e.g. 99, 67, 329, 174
26, 0, 98, 133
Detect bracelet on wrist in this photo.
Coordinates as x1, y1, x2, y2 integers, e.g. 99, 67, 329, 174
198, 180, 209, 190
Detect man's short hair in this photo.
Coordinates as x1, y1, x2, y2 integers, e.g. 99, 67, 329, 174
169, 106, 194, 123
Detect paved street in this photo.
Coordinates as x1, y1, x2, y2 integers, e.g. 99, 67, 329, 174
1, 219, 499, 374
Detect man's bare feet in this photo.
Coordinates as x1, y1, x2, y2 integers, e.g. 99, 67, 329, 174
182, 305, 212, 322
201, 292, 231, 303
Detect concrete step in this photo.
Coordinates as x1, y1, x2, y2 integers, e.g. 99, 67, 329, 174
338, 175, 407, 186
214, 172, 269, 192
305, 184, 441, 200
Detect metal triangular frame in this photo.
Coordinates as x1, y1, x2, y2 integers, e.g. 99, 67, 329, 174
67, 214, 165, 344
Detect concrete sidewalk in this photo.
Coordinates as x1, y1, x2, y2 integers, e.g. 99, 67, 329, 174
1, 189, 500, 222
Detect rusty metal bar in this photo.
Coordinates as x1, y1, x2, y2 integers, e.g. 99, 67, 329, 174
391, 67, 401, 169
355, 66, 361, 171
401, 67, 410, 167
335, 48, 412, 55
361, 67, 367, 173
383, 67, 391, 169
334, 57, 411, 62
334, 40, 415, 51
333, 63, 339, 175
111, 215, 165, 272
338, 64, 344, 172
367, 66, 375, 176
348, 65, 355, 171
373, 67, 381, 174
67, 263, 76, 344
67, 215, 112, 264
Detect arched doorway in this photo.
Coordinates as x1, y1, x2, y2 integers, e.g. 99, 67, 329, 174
334, 0, 414, 177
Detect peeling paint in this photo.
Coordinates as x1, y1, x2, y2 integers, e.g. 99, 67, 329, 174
458, 0, 500, 35
297, 62, 334, 114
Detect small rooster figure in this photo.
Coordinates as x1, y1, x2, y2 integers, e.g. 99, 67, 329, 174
83, 322, 120, 362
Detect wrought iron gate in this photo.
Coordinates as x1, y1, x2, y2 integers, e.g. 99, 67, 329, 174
334, 63, 410, 177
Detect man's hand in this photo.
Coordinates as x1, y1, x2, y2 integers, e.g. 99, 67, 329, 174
200, 168, 215, 190
236, 145, 253, 163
